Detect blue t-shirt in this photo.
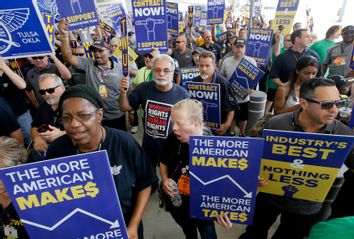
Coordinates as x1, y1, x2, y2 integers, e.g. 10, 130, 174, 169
128, 81, 190, 166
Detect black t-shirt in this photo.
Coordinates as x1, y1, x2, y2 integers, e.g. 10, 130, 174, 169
31, 102, 60, 128
0, 74, 28, 116
0, 203, 30, 239
0, 98, 20, 137
46, 127, 158, 222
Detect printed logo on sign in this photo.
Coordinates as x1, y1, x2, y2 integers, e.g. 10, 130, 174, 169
0, 8, 30, 55
37, 0, 60, 21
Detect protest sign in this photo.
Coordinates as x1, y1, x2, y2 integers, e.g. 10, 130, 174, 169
36, 0, 60, 22
207, 0, 225, 25
178, 12, 185, 34
217, 31, 234, 42
99, 21, 116, 36
246, 28, 273, 67
180, 66, 200, 88
120, 17, 129, 78
194, 6, 202, 29
112, 46, 138, 66
189, 136, 264, 224
272, 0, 300, 35
187, 6, 194, 28
8, 59, 24, 78
229, 58, 265, 100
0, 151, 128, 239
145, 100, 172, 139
259, 129, 354, 202
0, 0, 53, 59
186, 82, 221, 130
56, 0, 99, 30
350, 43, 354, 70
106, 3, 125, 34
42, 13, 55, 47
166, 2, 178, 37
132, 0, 168, 53
79, 30, 94, 59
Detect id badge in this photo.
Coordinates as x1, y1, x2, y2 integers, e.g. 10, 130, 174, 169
178, 174, 190, 196
99, 84, 108, 100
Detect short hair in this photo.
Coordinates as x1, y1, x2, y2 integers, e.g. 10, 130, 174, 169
293, 22, 302, 31
199, 51, 216, 64
152, 54, 176, 72
0, 137, 27, 168
300, 78, 336, 99
172, 99, 204, 126
325, 25, 341, 39
39, 73, 63, 86
291, 29, 308, 45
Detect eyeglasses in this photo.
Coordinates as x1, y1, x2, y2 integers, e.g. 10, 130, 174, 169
304, 98, 347, 110
39, 85, 61, 95
60, 109, 99, 125
32, 56, 45, 60
153, 68, 173, 74
75, 53, 85, 56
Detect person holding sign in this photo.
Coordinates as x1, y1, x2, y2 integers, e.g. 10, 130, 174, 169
46, 85, 157, 239
119, 54, 189, 168
0, 137, 29, 239
59, 19, 127, 131
240, 78, 354, 239
192, 51, 237, 136
160, 99, 232, 238
220, 38, 257, 136
274, 55, 319, 115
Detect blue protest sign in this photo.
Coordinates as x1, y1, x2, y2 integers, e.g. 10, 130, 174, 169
106, 4, 125, 34
0, 151, 128, 239
42, 13, 55, 47
229, 58, 265, 100
194, 6, 202, 28
99, 21, 116, 36
217, 30, 234, 42
0, 0, 53, 59
189, 136, 264, 224
56, 0, 99, 30
132, 0, 168, 54
186, 82, 221, 130
246, 28, 273, 67
36, 0, 61, 22
121, 17, 129, 78
259, 130, 354, 202
187, 6, 194, 28
180, 66, 200, 88
207, 0, 225, 25
79, 30, 94, 59
166, 2, 179, 37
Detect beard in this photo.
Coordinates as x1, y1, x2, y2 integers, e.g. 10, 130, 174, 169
46, 97, 59, 105
200, 74, 209, 80
154, 77, 171, 86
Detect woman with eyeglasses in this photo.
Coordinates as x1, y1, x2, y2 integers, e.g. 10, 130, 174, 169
46, 84, 157, 239
274, 56, 319, 115
0, 137, 30, 239
160, 99, 232, 239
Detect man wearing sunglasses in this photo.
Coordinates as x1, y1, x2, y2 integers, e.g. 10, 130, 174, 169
240, 78, 354, 239
25, 54, 71, 108
31, 74, 66, 155
59, 19, 126, 131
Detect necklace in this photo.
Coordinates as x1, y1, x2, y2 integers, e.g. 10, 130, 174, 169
76, 127, 104, 154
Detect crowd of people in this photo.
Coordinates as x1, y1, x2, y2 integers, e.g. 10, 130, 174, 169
0, 5, 354, 239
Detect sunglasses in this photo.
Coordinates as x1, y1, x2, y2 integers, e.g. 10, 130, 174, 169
304, 98, 347, 110
75, 53, 85, 56
32, 56, 45, 60
39, 85, 61, 95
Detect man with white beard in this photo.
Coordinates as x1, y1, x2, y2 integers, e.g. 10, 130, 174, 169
31, 74, 66, 155
119, 54, 189, 167
192, 51, 237, 136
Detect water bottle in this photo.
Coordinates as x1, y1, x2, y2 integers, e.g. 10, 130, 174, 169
169, 181, 182, 207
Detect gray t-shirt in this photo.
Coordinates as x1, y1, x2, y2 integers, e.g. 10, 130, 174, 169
220, 55, 257, 103
323, 42, 353, 77
77, 57, 124, 120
